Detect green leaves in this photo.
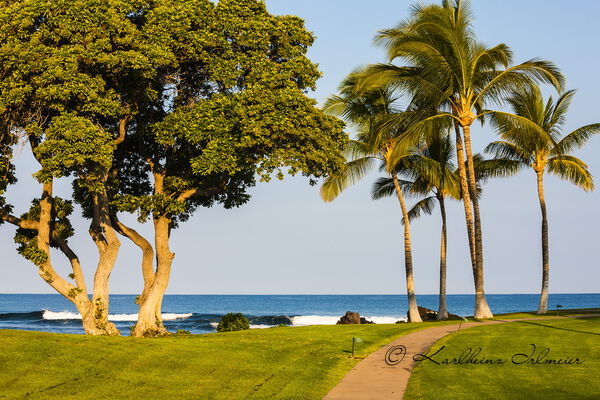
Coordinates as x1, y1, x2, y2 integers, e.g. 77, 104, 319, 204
1, 0, 347, 229
321, 156, 378, 202
14, 197, 74, 265
487, 84, 597, 191
554, 123, 600, 154
547, 156, 594, 191
33, 114, 114, 187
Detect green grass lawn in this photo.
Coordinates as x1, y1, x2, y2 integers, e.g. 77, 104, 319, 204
2, 311, 597, 400
0, 323, 439, 400
480, 307, 600, 321
405, 316, 600, 400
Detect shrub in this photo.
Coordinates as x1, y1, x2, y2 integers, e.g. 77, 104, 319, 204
217, 313, 250, 332
176, 329, 191, 335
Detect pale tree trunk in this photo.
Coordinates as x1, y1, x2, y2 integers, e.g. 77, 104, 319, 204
112, 217, 156, 304
112, 217, 164, 328
131, 172, 173, 337
28, 181, 112, 335
87, 185, 121, 336
536, 170, 549, 314
82, 117, 132, 335
132, 215, 172, 336
462, 125, 493, 318
437, 194, 448, 320
393, 175, 422, 323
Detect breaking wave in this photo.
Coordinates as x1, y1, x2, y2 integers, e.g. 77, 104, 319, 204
0, 310, 404, 334
41, 310, 192, 321
290, 315, 405, 325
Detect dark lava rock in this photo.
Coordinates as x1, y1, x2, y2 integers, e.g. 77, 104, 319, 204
407, 306, 462, 322
336, 311, 374, 324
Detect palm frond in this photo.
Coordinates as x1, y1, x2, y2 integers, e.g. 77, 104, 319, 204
344, 139, 378, 160
385, 112, 455, 172
320, 157, 378, 202
474, 157, 523, 182
484, 140, 530, 164
487, 110, 555, 151
470, 43, 511, 77
546, 155, 594, 191
372, 176, 421, 200
548, 89, 576, 132
371, 177, 397, 200
554, 123, 600, 154
405, 196, 436, 223
474, 59, 564, 107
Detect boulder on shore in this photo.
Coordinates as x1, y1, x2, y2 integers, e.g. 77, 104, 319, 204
336, 311, 374, 324
407, 306, 462, 322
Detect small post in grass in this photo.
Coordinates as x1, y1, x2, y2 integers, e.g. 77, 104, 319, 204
352, 337, 363, 358
457, 317, 468, 332
556, 304, 563, 317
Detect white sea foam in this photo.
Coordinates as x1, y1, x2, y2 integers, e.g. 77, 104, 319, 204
42, 310, 192, 321
290, 315, 406, 326
209, 322, 273, 329
366, 316, 406, 324
249, 324, 273, 329
42, 310, 82, 320
290, 315, 340, 326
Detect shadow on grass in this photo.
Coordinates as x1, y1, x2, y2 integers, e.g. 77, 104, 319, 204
342, 350, 366, 359
512, 319, 600, 336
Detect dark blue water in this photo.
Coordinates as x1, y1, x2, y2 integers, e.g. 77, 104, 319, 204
0, 293, 597, 335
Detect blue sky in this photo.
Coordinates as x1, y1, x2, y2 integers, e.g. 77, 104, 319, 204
1, 1, 599, 295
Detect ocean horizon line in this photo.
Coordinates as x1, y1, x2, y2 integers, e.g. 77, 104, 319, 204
1, 292, 599, 296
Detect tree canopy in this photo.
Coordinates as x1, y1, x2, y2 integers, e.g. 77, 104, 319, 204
0, 0, 347, 336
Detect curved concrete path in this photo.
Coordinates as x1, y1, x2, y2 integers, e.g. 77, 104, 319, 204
323, 315, 599, 400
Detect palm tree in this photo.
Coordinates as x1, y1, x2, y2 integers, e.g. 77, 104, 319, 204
486, 85, 599, 314
372, 133, 460, 320
372, 136, 516, 320
320, 73, 424, 322
363, 0, 564, 318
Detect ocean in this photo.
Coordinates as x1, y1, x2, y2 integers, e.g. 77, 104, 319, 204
0, 293, 598, 335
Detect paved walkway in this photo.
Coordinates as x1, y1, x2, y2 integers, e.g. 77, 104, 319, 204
323, 315, 599, 400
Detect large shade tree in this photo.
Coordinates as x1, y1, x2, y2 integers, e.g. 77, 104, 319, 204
101, 0, 348, 337
0, 0, 158, 335
0, 0, 345, 337
367, 0, 564, 318
487, 85, 598, 313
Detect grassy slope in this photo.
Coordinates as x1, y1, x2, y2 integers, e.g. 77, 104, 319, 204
405, 316, 600, 400
0, 323, 440, 400
2, 311, 597, 399
483, 308, 600, 321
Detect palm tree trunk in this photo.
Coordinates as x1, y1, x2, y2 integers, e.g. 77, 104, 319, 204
536, 170, 549, 314
393, 175, 422, 323
453, 124, 477, 274
462, 125, 493, 318
437, 194, 448, 320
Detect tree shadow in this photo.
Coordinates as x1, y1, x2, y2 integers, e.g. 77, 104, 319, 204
512, 319, 600, 336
